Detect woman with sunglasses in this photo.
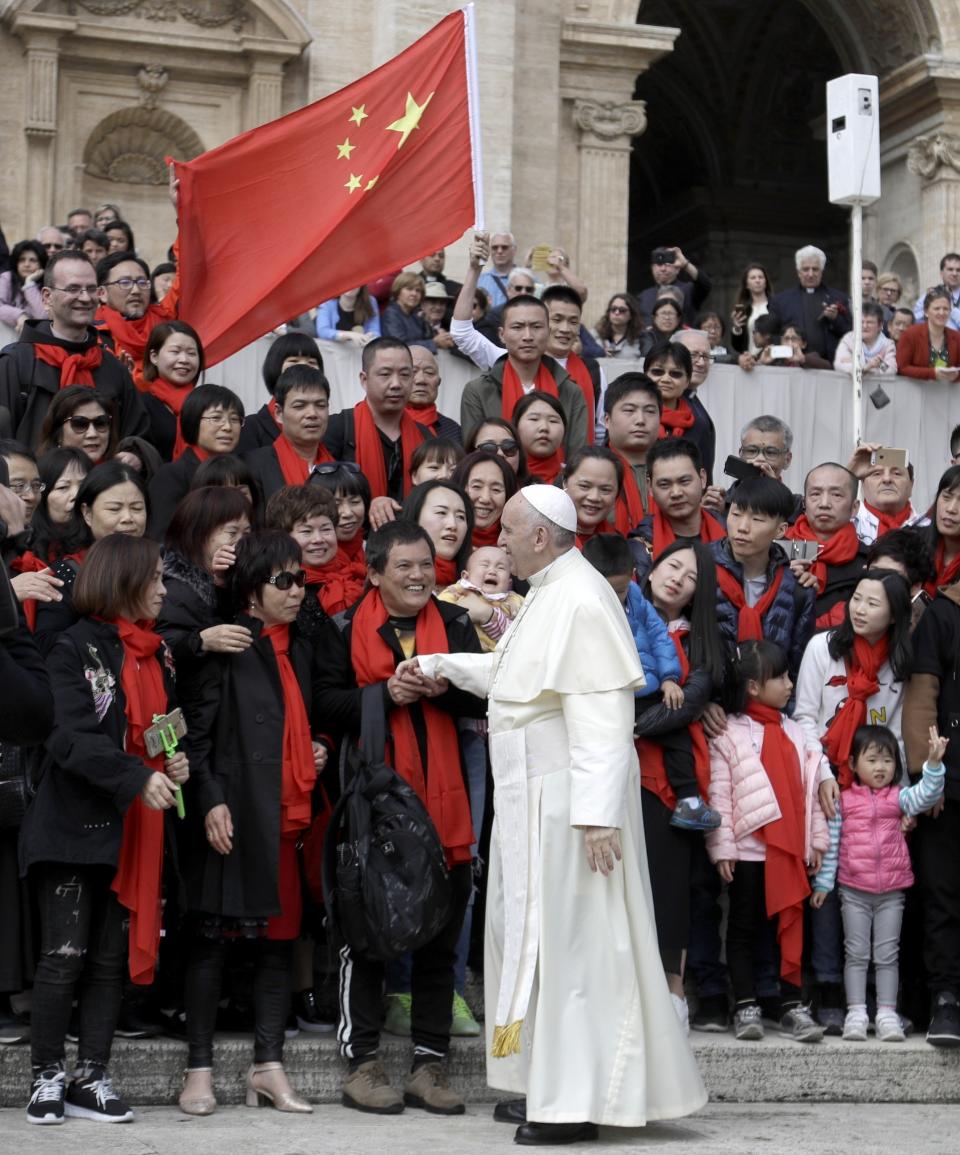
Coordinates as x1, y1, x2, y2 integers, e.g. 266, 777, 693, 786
643, 344, 714, 476
179, 531, 323, 1116
142, 321, 205, 462
452, 449, 518, 548
465, 417, 528, 479
38, 386, 117, 464
594, 294, 644, 359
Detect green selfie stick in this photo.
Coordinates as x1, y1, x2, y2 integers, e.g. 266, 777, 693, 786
153, 714, 186, 819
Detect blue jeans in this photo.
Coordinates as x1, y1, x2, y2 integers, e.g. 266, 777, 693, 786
810, 885, 844, 985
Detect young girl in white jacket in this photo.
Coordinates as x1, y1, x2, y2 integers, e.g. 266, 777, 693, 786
707, 640, 831, 1043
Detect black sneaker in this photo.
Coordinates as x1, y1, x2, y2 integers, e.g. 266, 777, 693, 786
115, 1004, 162, 1039
0, 1012, 29, 1045
295, 988, 336, 1033
64, 1065, 133, 1123
927, 991, 960, 1048
285, 1010, 301, 1039
158, 1007, 187, 1038
691, 993, 730, 1032
815, 982, 845, 1037
26, 1067, 66, 1125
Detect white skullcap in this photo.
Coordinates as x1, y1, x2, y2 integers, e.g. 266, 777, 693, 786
522, 485, 577, 532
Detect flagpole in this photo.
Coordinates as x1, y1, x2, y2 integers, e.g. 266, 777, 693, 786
463, 3, 485, 231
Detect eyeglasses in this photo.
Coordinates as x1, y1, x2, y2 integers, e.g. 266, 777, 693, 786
65, 414, 111, 433
49, 284, 97, 298
490, 244, 513, 251
740, 444, 786, 460
200, 413, 243, 428
8, 480, 45, 496
689, 352, 711, 363
512, 286, 536, 294
311, 461, 361, 476
646, 368, 687, 380
104, 277, 150, 291
43, 243, 64, 253
476, 439, 519, 455
267, 569, 306, 590
609, 305, 630, 314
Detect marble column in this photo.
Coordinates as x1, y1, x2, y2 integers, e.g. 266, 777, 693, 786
246, 56, 284, 129
572, 99, 647, 311
906, 132, 960, 283
23, 34, 61, 235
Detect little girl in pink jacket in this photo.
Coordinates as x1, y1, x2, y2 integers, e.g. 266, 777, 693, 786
706, 640, 830, 1044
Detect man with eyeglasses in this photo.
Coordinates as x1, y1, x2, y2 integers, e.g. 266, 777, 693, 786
477, 232, 519, 310
706, 416, 803, 525
94, 251, 180, 387
0, 251, 148, 451
35, 227, 67, 256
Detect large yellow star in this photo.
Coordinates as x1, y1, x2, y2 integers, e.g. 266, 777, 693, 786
349, 105, 368, 126
344, 173, 363, 194
386, 90, 435, 150
336, 138, 355, 160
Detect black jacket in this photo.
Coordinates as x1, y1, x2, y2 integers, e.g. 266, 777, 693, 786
147, 447, 203, 541
19, 617, 176, 873
0, 623, 54, 745
813, 543, 869, 631
0, 320, 149, 450
33, 555, 84, 657
243, 442, 288, 505
238, 403, 279, 455
686, 389, 716, 484
769, 283, 852, 360
156, 549, 231, 675
323, 409, 434, 503
142, 392, 179, 463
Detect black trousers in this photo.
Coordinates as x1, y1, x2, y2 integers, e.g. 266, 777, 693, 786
337, 862, 472, 1062
31, 863, 127, 1070
184, 934, 293, 1067
917, 804, 960, 994
726, 861, 800, 1006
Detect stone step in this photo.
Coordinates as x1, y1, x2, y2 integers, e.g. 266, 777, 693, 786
3, 1030, 960, 1107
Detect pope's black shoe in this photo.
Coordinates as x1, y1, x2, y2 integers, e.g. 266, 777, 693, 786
493, 1097, 526, 1123
515, 1121, 599, 1145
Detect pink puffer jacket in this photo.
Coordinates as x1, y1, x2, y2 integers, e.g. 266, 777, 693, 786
706, 713, 830, 865
837, 783, 913, 893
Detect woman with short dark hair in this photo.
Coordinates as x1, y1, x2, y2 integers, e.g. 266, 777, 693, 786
38, 386, 117, 463
141, 321, 205, 462
19, 534, 187, 1124
511, 391, 567, 484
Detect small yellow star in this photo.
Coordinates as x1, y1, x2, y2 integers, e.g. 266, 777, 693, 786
365, 175, 379, 191
386, 90, 434, 150
336, 138, 355, 160
344, 173, 363, 194
349, 105, 368, 126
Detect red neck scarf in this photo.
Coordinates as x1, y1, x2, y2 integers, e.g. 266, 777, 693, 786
303, 548, 366, 615
926, 539, 960, 596
340, 532, 366, 564
33, 341, 103, 388
651, 502, 726, 559
821, 635, 891, 787
525, 451, 563, 484
406, 402, 439, 432
610, 449, 647, 535
864, 500, 912, 538
715, 563, 784, 641
575, 526, 597, 551
96, 306, 156, 371
349, 590, 473, 865
658, 397, 696, 439
500, 359, 557, 421
353, 400, 425, 500
433, 555, 460, 588
273, 432, 334, 486
785, 516, 859, 594
108, 618, 167, 985
261, 624, 317, 832
563, 352, 595, 444
147, 377, 193, 459
472, 521, 501, 548
11, 550, 53, 632
744, 700, 810, 988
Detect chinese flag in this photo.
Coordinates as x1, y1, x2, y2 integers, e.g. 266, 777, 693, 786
172, 7, 481, 365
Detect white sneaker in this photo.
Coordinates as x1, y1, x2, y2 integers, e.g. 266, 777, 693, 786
671, 993, 689, 1035
842, 1007, 869, 1041
875, 1010, 906, 1042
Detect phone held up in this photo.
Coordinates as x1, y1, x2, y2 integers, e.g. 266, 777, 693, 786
775, 539, 820, 563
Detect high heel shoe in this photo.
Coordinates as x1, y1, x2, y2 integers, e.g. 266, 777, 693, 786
179, 1067, 216, 1116
245, 1063, 312, 1113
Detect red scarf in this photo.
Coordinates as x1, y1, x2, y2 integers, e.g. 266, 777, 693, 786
784, 516, 859, 594
353, 400, 425, 499
340, 532, 366, 564
715, 563, 785, 641
637, 631, 710, 808
147, 377, 193, 459
96, 306, 163, 384
273, 432, 334, 486
575, 526, 597, 551
744, 700, 810, 988
472, 521, 501, 548
433, 555, 460, 588
262, 624, 317, 832
821, 635, 890, 788
610, 450, 647, 535
563, 352, 595, 444
108, 618, 167, 985
32, 341, 103, 388
864, 500, 912, 539
349, 590, 473, 865
651, 503, 726, 559
11, 550, 51, 631
406, 402, 439, 433
925, 539, 960, 597
525, 451, 564, 484
658, 397, 696, 439
500, 359, 557, 421
303, 548, 366, 615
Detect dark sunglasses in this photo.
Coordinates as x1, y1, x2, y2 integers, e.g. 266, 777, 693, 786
267, 569, 306, 590
476, 439, 519, 455
646, 368, 687, 380
65, 414, 111, 433
311, 461, 361, 476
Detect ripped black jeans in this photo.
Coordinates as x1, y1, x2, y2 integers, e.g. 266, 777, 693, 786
30, 864, 127, 1070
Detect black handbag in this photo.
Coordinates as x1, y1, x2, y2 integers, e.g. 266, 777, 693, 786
0, 743, 32, 830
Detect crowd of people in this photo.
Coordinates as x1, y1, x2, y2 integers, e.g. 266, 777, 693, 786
3, 200, 960, 1139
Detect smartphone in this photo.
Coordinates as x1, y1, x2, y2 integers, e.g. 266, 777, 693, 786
775, 539, 820, 563
871, 447, 908, 470
770, 344, 793, 360
724, 455, 763, 482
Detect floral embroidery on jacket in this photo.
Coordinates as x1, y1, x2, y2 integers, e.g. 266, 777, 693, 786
83, 643, 116, 722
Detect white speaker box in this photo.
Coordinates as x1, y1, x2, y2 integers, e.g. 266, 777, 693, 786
826, 74, 881, 206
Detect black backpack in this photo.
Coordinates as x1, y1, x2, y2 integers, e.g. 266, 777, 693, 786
321, 685, 453, 961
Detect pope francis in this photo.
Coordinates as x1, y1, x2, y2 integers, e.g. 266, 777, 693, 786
396, 485, 706, 1145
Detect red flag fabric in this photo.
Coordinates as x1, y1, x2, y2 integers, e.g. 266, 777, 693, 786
172, 9, 480, 365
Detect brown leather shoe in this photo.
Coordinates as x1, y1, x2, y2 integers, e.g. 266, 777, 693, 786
403, 1061, 465, 1115
245, 1063, 312, 1113
179, 1068, 216, 1116
341, 1060, 404, 1115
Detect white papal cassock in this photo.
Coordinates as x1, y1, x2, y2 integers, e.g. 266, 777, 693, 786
418, 547, 706, 1127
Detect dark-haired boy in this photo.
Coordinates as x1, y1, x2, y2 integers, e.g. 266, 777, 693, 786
244, 366, 332, 502
602, 373, 662, 534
